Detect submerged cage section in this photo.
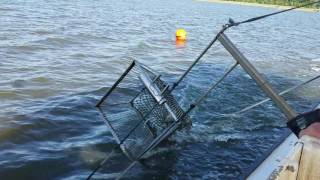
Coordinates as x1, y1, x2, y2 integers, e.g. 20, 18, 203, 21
96, 60, 191, 161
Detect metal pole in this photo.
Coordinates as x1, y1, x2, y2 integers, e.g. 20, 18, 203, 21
218, 33, 297, 120
96, 60, 136, 107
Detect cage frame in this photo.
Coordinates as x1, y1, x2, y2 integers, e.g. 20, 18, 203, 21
96, 60, 191, 161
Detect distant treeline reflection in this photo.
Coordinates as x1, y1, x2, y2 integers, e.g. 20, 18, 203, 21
224, 0, 320, 8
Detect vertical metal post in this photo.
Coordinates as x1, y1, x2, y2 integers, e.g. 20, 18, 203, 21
218, 33, 297, 120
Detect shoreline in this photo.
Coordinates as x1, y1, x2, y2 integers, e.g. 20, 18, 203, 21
197, 0, 319, 12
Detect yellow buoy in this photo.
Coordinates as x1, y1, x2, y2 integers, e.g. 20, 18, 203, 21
176, 28, 187, 41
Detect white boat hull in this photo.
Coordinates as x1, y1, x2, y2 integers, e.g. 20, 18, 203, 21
247, 105, 319, 180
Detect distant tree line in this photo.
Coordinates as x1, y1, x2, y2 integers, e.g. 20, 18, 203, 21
224, 0, 320, 8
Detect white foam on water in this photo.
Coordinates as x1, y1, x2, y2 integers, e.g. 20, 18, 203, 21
311, 57, 320, 62
311, 67, 320, 72
79, 146, 110, 165
214, 134, 247, 142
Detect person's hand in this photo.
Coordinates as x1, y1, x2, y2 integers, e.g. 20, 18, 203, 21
299, 122, 320, 139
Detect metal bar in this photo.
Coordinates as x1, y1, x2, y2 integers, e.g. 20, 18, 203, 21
161, 85, 169, 94
117, 83, 170, 155
86, 146, 119, 180
130, 103, 156, 139
116, 161, 138, 180
233, 74, 320, 114
138, 68, 164, 103
116, 120, 181, 179
129, 75, 161, 106
193, 62, 238, 107
152, 75, 161, 83
96, 60, 136, 107
137, 65, 179, 121
140, 121, 181, 154
171, 26, 229, 91
129, 87, 146, 106
218, 33, 297, 120
116, 98, 192, 179
113, 107, 182, 180
97, 107, 122, 144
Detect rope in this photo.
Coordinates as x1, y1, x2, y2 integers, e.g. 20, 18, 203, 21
230, 0, 320, 27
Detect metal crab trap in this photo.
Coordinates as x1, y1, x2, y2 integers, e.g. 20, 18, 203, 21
95, 60, 192, 174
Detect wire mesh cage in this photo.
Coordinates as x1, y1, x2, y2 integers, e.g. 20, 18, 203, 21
96, 60, 192, 161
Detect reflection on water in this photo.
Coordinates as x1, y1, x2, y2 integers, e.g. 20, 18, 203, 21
0, 0, 319, 179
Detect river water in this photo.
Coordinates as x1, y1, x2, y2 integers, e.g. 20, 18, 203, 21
0, 0, 320, 179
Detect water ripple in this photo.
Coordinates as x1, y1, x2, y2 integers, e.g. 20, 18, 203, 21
0, 0, 319, 179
